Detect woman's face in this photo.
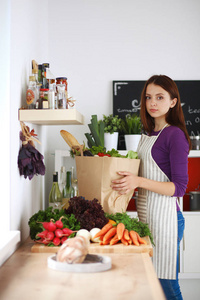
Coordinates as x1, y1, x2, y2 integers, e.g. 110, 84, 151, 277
145, 83, 177, 120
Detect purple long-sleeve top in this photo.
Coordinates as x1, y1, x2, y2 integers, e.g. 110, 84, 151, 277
150, 126, 189, 197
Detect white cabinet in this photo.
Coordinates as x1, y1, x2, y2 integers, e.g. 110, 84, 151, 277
179, 212, 200, 278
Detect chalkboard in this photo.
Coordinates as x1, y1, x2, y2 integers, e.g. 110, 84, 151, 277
113, 80, 200, 137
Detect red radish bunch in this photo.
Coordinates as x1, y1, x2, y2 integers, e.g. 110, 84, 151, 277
35, 217, 77, 246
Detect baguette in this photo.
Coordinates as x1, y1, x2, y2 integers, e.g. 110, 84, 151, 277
60, 130, 81, 149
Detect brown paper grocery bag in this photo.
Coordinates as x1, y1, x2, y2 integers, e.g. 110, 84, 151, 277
75, 156, 140, 214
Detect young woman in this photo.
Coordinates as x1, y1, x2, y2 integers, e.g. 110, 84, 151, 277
111, 75, 191, 300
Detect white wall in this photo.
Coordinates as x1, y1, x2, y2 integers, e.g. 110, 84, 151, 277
1, 0, 199, 243
8, 0, 49, 241
0, 0, 11, 236
44, 0, 200, 205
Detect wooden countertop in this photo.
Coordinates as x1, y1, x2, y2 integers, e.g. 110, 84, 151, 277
0, 239, 165, 300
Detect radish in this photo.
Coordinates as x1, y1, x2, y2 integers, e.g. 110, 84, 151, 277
62, 227, 77, 236
61, 236, 68, 244
46, 231, 54, 241
55, 229, 64, 238
53, 237, 61, 246
36, 230, 48, 239
34, 238, 50, 245
48, 220, 57, 232
37, 221, 49, 230
55, 216, 64, 229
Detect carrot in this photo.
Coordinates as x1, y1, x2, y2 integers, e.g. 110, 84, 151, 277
116, 223, 125, 240
108, 219, 116, 225
110, 238, 120, 245
135, 232, 147, 245
110, 233, 120, 245
129, 230, 140, 246
121, 237, 129, 246
100, 235, 104, 241
93, 223, 113, 239
123, 229, 131, 241
103, 238, 112, 245
103, 227, 116, 243
128, 239, 132, 245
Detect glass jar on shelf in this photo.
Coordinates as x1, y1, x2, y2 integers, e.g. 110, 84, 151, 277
57, 84, 66, 109
26, 75, 37, 109
39, 88, 49, 109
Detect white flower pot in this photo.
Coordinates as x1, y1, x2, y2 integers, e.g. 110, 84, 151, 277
104, 132, 119, 151
125, 134, 141, 152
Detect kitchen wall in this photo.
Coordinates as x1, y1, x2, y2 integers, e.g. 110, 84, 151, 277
44, 0, 200, 207
3, 0, 49, 242
2, 0, 200, 259
3, 0, 199, 240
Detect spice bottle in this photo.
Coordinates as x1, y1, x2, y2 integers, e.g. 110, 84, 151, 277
26, 75, 37, 109
49, 172, 62, 208
62, 171, 74, 209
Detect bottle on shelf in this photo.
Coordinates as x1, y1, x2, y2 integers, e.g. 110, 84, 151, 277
59, 166, 66, 194
70, 166, 79, 197
48, 84, 55, 109
49, 172, 62, 209
26, 75, 37, 109
38, 64, 43, 86
62, 171, 74, 209
32, 68, 39, 84
42, 63, 50, 89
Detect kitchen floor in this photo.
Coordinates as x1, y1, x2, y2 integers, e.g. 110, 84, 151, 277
180, 279, 200, 300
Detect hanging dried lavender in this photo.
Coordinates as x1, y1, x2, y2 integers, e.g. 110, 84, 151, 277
18, 122, 45, 180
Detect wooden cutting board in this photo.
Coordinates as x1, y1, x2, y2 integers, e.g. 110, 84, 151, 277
31, 236, 153, 257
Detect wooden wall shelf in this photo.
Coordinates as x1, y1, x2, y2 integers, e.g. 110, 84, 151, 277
18, 109, 84, 125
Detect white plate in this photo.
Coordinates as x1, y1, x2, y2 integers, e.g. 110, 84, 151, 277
47, 254, 112, 273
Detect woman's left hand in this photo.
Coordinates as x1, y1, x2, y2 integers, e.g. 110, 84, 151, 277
111, 171, 140, 194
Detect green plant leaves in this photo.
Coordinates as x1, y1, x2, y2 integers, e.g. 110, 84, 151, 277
85, 115, 105, 147
121, 114, 142, 134
103, 114, 122, 134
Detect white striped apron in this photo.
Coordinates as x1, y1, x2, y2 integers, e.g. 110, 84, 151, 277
137, 125, 177, 279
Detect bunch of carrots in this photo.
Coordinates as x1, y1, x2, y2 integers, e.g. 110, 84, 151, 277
93, 222, 147, 246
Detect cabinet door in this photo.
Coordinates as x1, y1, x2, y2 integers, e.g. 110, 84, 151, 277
182, 214, 200, 273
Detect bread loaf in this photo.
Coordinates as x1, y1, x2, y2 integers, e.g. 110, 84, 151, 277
60, 130, 81, 149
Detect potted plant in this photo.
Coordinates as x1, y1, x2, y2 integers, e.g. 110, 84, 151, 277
121, 114, 142, 151
102, 114, 122, 151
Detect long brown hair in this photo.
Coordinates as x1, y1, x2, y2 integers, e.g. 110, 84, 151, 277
140, 75, 191, 150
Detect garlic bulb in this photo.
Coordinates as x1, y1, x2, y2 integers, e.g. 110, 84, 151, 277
76, 229, 91, 242
90, 228, 101, 243
56, 236, 89, 264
